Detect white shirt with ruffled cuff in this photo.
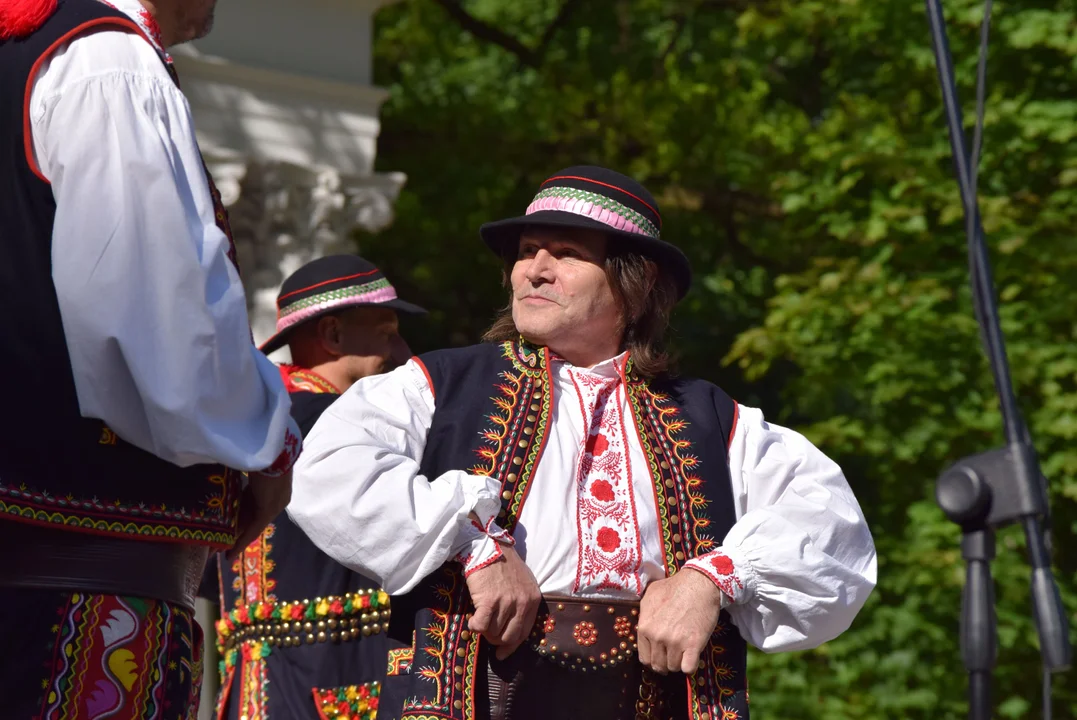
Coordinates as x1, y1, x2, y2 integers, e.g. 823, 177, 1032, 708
28, 0, 301, 475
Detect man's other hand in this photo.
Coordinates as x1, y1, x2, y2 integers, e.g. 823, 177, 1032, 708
637, 569, 725, 675
228, 470, 293, 561
465, 544, 542, 660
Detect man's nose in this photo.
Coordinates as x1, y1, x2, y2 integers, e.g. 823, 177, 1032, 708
525, 249, 555, 283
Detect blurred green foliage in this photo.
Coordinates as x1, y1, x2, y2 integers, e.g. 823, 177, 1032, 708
362, 1, 1077, 716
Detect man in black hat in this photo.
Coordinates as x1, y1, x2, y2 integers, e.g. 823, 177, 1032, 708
209, 255, 425, 720
289, 167, 877, 719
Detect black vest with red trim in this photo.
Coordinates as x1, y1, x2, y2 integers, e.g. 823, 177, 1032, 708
213, 371, 391, 720
381, 341, 750, 720
0, 0, 242, 549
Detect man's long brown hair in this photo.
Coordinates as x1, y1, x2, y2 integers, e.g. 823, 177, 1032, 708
482, 244, 680, 378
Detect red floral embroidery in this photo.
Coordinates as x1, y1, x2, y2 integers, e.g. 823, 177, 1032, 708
138, 7, 163, 47
685, 550, 746, 604
711, 554, 734, 575
262, 426, 301, 477
100, 1, 174, 62
614, 616, 632, 637
596, 527, 621, 553
568, 369, 643, 595
590, 479, 615, 502
586, 432, 610, 457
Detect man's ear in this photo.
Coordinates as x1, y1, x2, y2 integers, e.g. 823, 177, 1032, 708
316, 314, 343, 356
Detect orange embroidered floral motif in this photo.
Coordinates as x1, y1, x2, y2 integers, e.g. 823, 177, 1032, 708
573, 621, 597, 646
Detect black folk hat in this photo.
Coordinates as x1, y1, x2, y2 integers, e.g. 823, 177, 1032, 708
479, 166, 692, 299
259, 255, 426, 355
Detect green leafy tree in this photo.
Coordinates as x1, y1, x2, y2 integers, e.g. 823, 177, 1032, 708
364, 1, 1077, 717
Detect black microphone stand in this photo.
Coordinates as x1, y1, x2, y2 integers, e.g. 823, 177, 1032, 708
923, 2, 1072, 719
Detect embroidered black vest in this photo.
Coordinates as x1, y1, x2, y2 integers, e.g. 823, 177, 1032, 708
0, 0, 242, 549
213, 371, 391, 720
382, 341, 750, 720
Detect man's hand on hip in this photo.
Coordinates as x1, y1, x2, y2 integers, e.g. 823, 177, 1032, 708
227, 470, 293, 561
465, 544, 542, 660
637, 568, 726, 675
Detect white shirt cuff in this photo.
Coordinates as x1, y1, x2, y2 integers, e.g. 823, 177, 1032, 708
452, 477, 513, 576
682, 545, 757, 607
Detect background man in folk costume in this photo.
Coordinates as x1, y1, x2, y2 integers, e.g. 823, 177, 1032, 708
211, 256, 427, 720
289, 166, 878, 720
0, 0, 301, 718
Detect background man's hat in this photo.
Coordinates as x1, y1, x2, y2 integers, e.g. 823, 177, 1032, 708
479, 165, 692, 299
259, 255, 426, 355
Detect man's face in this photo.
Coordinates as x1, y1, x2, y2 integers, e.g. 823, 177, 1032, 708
175, 0, 217, 42
335, 307, 404, 382
510, 228, 622, 355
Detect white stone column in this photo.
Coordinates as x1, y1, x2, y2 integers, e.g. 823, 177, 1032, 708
208, 160, 406, 357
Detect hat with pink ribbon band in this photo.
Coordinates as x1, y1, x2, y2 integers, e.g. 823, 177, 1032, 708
479, 165, 691, 299
259, 255, 426, 355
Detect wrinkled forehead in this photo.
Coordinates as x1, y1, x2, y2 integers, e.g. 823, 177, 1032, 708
518, 226, 608, 256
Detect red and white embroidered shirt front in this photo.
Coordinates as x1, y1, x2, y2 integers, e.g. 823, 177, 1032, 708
566, 367, 644, 596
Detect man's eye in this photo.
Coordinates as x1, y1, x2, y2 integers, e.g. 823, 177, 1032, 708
519, 245, 538, 258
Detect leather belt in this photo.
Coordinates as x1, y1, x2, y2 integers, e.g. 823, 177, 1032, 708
486, 597, 646, 720
0, 521, 209, 610
528, 596, 640, 671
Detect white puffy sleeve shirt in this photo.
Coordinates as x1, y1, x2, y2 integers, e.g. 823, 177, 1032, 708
28, 28, 300, 472
290, 358, 877, 652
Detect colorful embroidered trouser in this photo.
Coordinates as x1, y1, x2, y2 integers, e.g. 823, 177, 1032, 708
0, 589, 204, 720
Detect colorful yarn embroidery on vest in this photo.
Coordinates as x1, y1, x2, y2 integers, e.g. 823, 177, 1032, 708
281, 366, 340, 395
313, 682, 380, 720
624, 364, 742, 720
39, 593, 203, 720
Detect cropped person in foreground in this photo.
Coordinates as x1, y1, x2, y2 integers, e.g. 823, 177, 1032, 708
0, 0, 300, 717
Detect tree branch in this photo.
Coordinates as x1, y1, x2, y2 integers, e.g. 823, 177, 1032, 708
431, 0, 580, 69
654, 12, 689, 78
431, 0, 539, 67
536, 0, 581, 58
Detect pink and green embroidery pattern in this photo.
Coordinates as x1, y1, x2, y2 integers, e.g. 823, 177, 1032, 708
525, 186, 661, 239
276, 278, 396, 331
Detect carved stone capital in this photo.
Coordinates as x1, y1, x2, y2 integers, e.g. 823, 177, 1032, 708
206, 159, 406, 353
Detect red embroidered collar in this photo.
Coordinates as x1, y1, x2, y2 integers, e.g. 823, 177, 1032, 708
99, 0, 171, 60
279, 364, 340, 395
